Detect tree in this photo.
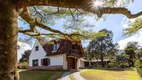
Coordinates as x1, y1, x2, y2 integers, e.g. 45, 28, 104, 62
0, 0, 142, 80
135, 58, 142, 77
107, 43, 119, 59
87, 29, 115, 68
124, 18, 142, 36
116, 53, 130, 68
19, 50, 31, 62
135, 48, 142, 59
84, 49, 95, 67
124, 41, 138, 66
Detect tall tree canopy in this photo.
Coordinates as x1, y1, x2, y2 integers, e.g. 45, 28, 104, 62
0, 0, 142, 80
124, 41, 138, 66
87, 29, 115, 67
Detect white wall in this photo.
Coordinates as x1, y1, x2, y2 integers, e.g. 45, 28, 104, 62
77, 58, 84, 68
80, 60, 84, 68
48, 54, 64, 66
29, 40, 47, 66
63, 54, 67, 70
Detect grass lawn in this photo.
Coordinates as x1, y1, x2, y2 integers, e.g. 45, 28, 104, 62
80, 68, 141, 80
19, 70, 64, 80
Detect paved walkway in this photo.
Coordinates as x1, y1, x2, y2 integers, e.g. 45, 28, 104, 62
61, 72, 71, 80
73, 72, 86, 80
61, 71, 85, 80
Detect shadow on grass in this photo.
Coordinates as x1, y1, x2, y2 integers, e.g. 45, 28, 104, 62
19, 70, 65, 80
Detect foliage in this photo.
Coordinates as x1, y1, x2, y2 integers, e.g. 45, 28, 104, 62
135, 58, 142, 77
135, 48, 142, 59
19, 50, 31, 62
87, 29, 116, 67
26, 6, 100, 40
116, 53, 130, 68
108, 62, 116, 68
124, 41, 138, 66
18, 62, 29, 69
84, 49, 96, 68
19, 0, 134, 41
124, 18, 142, 36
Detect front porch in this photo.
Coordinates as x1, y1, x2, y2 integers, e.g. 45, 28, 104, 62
67, 56, 78, 70
66, 51, 81, 70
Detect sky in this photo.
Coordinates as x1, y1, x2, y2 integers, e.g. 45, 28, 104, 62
17, 0, 142, 60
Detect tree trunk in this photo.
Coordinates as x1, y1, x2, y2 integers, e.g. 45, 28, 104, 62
0, 1, 19, 80
101, 53, 104, 68
89, 60, 91, 68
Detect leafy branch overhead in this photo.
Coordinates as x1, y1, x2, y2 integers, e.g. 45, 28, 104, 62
17, 0, 142, 40
124, 18, 142, 36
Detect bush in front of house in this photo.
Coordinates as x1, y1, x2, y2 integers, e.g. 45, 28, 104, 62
18, 62, 29, 69
135, 58, 142, 77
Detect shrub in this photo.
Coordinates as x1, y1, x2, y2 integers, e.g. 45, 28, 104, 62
96, 65, 102, 68
108, 63, 116, 68
135, 58, 142, 77
79, 67, 84, 69
18, 62, 29, 69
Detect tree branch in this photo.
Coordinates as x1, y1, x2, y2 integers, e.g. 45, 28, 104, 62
18, 0, 142, 18
19, 8, 87, 39
96, 7, 142, 18
19, 30, 87, 39
69, 8, 76, 20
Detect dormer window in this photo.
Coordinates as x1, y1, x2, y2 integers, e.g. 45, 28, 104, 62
35, 46, 39, 51
53, 44, 57, 51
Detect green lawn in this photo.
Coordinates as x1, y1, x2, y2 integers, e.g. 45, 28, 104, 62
19, 70, 64, 80
80, 68, 141, 80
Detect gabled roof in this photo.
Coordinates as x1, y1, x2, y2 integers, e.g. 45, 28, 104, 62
42, 39, 84, 57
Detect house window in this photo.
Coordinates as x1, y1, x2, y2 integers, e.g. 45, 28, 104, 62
32, 59, 38, 66
53, 44, 57, 51
35, 46, 39, 51
41, 58, 50, 66
84, 62, 89, 67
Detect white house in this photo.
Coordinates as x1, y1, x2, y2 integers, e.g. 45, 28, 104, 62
29, 39, 85, 70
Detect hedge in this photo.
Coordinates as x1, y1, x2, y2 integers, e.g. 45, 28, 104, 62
135, 58, 142, 77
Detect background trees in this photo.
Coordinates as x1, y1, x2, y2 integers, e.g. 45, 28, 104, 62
18, 50, 31, 69
116, 53, 130, 68
86, 29, 117, 68
19, 50, 31, 63
135, 48, 142, 59
124, 41, 138, 66
135, 58, 142, 77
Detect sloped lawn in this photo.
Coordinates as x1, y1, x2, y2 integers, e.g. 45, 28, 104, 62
80, 68, 140, 80
20, 70, 64, 80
